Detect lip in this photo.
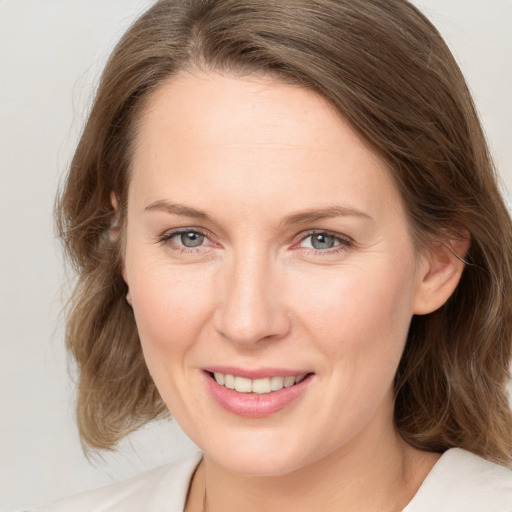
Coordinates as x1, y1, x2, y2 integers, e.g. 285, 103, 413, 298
202, 369, 313, 418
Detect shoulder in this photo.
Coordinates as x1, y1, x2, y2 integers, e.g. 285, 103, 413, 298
31, 452, 203, 512
405, 448, 512, 511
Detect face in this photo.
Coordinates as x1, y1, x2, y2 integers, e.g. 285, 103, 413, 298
123, 72, 429, 476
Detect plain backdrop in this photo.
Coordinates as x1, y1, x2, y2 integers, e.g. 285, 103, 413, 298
0, 1, 510, 511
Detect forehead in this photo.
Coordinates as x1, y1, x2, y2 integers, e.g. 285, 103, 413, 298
129, 72, 402, 222
134, 71, 378, 160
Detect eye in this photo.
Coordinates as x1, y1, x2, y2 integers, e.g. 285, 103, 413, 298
157, 229, 210, 250
304, 233, 338, 250
174, 231, 205, 248
297, 231, 351, 252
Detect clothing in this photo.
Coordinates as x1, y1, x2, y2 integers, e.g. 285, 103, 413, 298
32, 448, 512, 511
33, 452, 203, 512
403, 448, 512, 511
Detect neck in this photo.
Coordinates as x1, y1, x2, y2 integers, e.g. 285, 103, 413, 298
187, 427, 439, 512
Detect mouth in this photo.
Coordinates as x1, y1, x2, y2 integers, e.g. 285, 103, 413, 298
204, 369, 314, 417
202, 366, 314, 417
207, 371, 310, 394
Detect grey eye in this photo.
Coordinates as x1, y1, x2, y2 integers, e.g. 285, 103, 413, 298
180, 232, 205, 247
310, 233, 337, 250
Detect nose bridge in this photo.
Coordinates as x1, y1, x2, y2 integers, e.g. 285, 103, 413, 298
214, 244, 290, 346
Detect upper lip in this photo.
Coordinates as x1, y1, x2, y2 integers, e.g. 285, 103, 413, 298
203, 366, 312, 379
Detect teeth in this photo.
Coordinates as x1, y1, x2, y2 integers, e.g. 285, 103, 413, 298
234, 376, 252, 393
252, 377, 272, 394
212, 372, 308, 394
270, 376, 284, 391
284, 376, 295, 388
224, 374, 235, 389
295, 374, 306, 384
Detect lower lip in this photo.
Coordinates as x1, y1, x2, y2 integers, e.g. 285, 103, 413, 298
203, 372, 313, 418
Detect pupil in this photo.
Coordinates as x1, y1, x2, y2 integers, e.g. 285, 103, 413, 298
312, 234, 335, 250
181, 232, 204, 247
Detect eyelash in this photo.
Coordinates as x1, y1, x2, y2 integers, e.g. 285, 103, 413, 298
156, 228, 353, 255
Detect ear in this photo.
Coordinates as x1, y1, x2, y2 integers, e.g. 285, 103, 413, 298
110, 192, 129, 286
109, 192, 121, 243
412, 232, 470, 315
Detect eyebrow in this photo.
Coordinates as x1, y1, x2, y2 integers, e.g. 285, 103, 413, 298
145, 200, 373, 225
145, 200, 211, 220
281, 206, 373, 225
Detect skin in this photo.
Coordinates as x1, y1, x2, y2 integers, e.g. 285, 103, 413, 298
122, 72, 466, 511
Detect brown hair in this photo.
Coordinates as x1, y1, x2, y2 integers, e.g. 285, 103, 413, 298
57, 0, 512, 462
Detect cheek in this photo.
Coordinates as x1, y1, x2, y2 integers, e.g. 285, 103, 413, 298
124, 243, 216, 369
291, 257, 417, 370
126, 261, 218, 416
131, 271, 209, 349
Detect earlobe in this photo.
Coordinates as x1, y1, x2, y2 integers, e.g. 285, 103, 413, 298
412, 233, 470, 315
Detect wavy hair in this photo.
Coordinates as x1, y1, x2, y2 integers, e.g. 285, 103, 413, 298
57, 0, 512, 463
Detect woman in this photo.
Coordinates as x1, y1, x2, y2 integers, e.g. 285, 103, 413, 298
37, 0, 512, 510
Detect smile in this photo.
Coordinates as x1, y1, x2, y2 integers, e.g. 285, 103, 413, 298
204, 369, 314, 418
212, 372, 308, 394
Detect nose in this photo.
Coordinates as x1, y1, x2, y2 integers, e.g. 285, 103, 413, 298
213, 249, 291, 347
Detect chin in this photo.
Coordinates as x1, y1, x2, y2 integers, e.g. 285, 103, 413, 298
210, 451, 306, 477
197, 428, 318, 477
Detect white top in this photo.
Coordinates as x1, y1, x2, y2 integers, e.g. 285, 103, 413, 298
32, 448, 512, 511
403, 448, 512, 511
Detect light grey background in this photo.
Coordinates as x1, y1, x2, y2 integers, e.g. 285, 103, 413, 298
1, 1, 510, 511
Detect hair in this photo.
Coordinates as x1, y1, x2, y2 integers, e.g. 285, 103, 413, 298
57, 0, 512, 463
